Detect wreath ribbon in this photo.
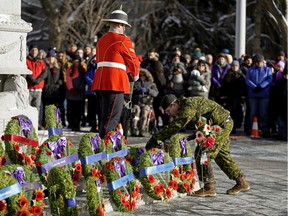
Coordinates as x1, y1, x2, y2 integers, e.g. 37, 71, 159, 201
106, 148, 128, 161
0, 182, 22, 200
38, 153, 79, 174
139, 162, 175, 177
48, 128, 63, 136
1, 134, 38, 147
65, 198, 77, 207
173, 156, 193, 166
79, 152, 106, 165
107, 172, 135, 191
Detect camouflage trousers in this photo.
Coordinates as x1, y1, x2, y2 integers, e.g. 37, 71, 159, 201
194, 118, 244, 184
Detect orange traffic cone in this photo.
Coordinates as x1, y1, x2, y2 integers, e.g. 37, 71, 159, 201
117, 123, 123, 135
250, 117, 260, 138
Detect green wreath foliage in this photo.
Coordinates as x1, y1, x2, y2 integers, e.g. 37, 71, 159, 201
0, 142, 6, 168
1, 165, 45, 215
45, 104, 62, 129
0, 170, 31, 216
77, 133, 106, 216
35, 135, 79, 187
3, 115, 38, 165
168, 134, 197, 193
103, 131, 128, 155
139, 148, 176, 201
47, 167, 79, 216
105, 157, 141, 212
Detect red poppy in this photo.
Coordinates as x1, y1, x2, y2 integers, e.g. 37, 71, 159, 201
91, 168, 97, 177
216, 127, 220, 132
100, 175, 105, 183
198, 121, 203, 126
46, 151, 52, 156
204, 161, 209, 166
97, 207, 105, 216
181, 173, 187, 181
73, 173, 80, 182
183, 183, 191, 193
192, 178, 196, 184
104, 139, 109, 145
134, 184, 140, 193
19, 210, 30, 216
165, 188, 172, 198
159, 184, 165, 192
147, 175, 155, 183
154, 186, 162, 194
172, 168, 179, 177
37, 161, 43, 167
0, 200, 6, 211
35, 190, 44, 201
14, 143, 20, 152
25, 156, 32, 165
42, 143, 48, 147
1, 156, 6, 165
173, 181, 178, 190
30, 154, 36, 161
151, 148, 156, 152
33, 206, 42, 215
131, 199, 137, 209
28, 206, 34, 213
19, 197, 28, 208
168, 180, 174, 188
108, 165, 114, 171
191, 163, 195, 170
75, 163, 82, 173
69, 142, 73, 147
131, 191, 138, 199
36, 148, 42, 154
117, 189, 122, 195
18, 153, 25, 162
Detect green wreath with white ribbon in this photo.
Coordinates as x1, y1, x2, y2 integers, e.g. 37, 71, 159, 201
0, 142, 6, 168
47, 167, 79, 216
168, 134, 197, 194
105, 156, 141, 212
2, 115, 38, 165
78, 133, 106, 216
0, 170, 30, 216
139, 148, 176, 201
1, 165, 45, 215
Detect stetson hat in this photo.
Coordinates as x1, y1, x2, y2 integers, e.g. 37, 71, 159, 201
102, 6, 131, 28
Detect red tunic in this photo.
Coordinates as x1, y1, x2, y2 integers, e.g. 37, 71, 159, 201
92, 32, 139, 94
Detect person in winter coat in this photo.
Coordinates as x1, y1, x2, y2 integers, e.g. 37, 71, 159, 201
26, 44, 47, 127
221, 60, 246, 133
187, 59, 211, 98
64, 54, 87, 131
42, 49, 63, 125
246, 54, 273, 137
210, 53, 231, 104
91, 8, 140, 138
145, 94, 250, 197
131, 68, 159, 137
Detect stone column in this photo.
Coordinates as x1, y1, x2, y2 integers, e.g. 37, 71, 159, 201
0, 0, 38, 135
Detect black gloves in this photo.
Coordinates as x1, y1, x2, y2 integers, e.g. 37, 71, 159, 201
145, 136, 158, 150
186, 133, 196, 141
253, 85, 262, 93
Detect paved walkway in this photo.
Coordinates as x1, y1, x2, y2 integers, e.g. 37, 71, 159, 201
39, 128, 288, 216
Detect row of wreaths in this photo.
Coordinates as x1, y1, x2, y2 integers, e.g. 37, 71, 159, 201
0, 105, 197, 216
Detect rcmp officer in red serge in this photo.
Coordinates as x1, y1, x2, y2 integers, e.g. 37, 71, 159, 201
92, 6, 140, 138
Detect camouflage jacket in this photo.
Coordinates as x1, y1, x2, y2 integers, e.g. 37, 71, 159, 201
153, 96, 230, 141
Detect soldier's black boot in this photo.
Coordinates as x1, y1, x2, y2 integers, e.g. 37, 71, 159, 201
192, 182, 217, 197
226, 175, 250, 195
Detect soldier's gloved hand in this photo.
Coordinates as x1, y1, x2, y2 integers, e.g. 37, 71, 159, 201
186, 133, 196, 141
145, 136, 158, 150
140, 87, 148, 94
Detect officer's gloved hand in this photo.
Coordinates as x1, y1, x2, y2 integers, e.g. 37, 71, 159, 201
145, 136, 158, 150
186, 133, 196, 141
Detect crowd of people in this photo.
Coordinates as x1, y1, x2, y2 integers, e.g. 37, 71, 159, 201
25, 17, 287, 142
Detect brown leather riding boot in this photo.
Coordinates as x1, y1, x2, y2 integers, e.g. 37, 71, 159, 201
192, 182, 217, 197
226, 175, 250, 195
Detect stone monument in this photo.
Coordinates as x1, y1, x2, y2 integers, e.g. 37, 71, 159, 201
0, 0, 38, 136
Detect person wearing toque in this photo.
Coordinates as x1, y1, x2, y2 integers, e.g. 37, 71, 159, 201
145, 94, 250, 197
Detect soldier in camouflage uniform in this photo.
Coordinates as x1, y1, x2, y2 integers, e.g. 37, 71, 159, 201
146, 94, 250, 196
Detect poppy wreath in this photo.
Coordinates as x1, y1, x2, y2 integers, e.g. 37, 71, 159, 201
45, 105, 63, 136
104, 131, 128, 160
168, 134, 197, 194
105, 156, 141, 212
35, 135, 80, 187
0, 170, 30, 216
0, 142, 6, 168
78, 133, 106, 216
47, 167, 79, 216
139, 148, 176, 201
126, 146, 145, 178
2, 115, 38, 165
1, 165, 45, 215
